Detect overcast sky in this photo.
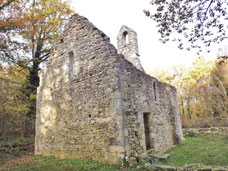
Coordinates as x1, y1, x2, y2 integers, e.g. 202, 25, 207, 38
70, 0, 225, 71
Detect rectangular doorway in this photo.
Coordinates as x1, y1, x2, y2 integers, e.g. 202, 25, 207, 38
143, 112, 150, 150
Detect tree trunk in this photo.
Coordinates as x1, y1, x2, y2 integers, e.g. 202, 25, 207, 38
187, 97, 191, 119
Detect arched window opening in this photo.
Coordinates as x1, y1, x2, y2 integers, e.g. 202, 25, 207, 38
68, 51, 74, 80
153, 82, 157, 101
123, 31, 129, 44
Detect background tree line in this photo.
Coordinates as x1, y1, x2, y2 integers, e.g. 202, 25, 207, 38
0, 0, 74, 140
149, 56, 228, 128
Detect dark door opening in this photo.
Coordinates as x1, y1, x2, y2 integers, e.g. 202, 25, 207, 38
143, 112, 150, 150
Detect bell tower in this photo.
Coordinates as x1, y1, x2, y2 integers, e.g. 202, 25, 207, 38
117, 25, 144, 71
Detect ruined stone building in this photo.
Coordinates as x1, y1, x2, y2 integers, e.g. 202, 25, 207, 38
35, 14, 183, 163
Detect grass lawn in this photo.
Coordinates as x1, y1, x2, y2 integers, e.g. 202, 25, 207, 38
0, 155, 151, 171
5, 156, 122, 171
160, 132, 228, 166
1, 132, 228, 170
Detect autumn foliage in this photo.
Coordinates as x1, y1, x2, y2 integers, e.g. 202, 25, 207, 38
149, 57, 228, 128
0, 0, 74, 139
0, 65, 30, 139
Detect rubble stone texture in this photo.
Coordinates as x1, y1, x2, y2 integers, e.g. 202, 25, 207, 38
35, 14, 184, 163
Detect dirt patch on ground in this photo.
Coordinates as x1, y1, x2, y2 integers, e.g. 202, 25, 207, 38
0, 138, 35, 170
0, 153, 36, 171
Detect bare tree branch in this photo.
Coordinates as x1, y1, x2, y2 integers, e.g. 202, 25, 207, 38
0, 0, 16, 11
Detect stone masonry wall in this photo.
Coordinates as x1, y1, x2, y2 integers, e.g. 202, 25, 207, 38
36, 14, 127, 163
35, 14, 183, 164
115, 57, 183, 156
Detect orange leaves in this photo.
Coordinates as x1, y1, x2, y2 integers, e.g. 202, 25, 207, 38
1, 0, 74, 53
0, 0, 28, 31
19, 0, 74, 46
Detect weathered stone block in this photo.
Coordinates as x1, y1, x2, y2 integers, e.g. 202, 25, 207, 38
110, 146, 125, 153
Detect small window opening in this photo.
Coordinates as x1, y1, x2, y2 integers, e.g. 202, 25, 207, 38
123, 31, 129, 44
143, 112, 150, 150
153, 82, 157, 101
135, 131, 138, 137
69, 51, 74, 80
60, 38, 64, 43
88, 114, 91, 118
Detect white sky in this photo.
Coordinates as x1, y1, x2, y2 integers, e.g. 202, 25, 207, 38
70, 0, 226, 71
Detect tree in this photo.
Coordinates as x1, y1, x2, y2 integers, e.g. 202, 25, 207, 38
0, 0, 16, 10
182, 58, 214, 119
0, 0, 74, 135
0, 0, 28, 62
149, 59, 213, 117
210, 56, 228, 117
1, 0, 74, 79
144, 0, 228, 52
149, 57, 228, 127
0, 64, 30, 139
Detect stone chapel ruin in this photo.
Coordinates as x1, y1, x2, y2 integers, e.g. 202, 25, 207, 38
35, 14, 183, 163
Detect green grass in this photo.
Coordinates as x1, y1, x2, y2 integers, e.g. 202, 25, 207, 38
2, 155, 151, 171
1, 133, 228, 170
9, 156, 122, 171
160, 132, 228, 166
0, 137, 148, 171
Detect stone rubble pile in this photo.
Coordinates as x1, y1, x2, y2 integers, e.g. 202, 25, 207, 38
183, 127, 228, 137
